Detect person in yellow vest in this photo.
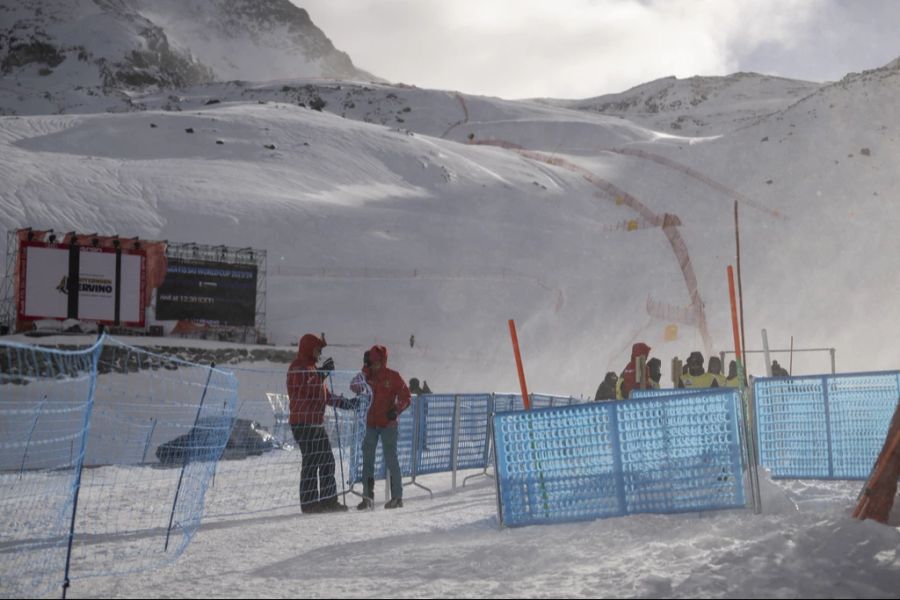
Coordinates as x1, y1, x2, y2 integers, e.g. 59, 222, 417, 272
678, 352, 720, 388
725, 360, 741, 387
707, 356, 727, 387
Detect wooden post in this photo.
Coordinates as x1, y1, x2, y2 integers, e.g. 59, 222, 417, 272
508, 319, 530, 410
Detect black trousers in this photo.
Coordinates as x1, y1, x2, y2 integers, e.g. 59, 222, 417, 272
291, 424, 337, 510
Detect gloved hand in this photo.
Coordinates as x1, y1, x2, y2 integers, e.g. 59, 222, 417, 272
336, 395, 355, 410
320, 357, 335, 372
386, 408, 398, 421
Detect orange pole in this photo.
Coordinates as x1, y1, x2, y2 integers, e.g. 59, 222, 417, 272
508, 319, 531, 410
727, 266, 742, 362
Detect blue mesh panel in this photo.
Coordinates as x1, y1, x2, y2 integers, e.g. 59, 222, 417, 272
754, 372, 899, 479
631, 388, 715, 398
493, 394, 524, 412
616, 391, 745, 515
828, 374, 899, 478
493, 390, 746, 527
415, 395, 456, 476
455, 395, 491, 470
754, 378, 830, 478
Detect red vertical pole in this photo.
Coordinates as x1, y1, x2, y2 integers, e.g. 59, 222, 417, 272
508, 319, 531, 410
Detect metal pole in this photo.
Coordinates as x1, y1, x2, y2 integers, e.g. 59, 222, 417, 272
491, 411, 504, 529
451, 395, 462, 492
406, 394, 433, 497
165, 363, 215, 552
140, 418, 158, 464
830, 348, 836, 374
762, 329, 772, 377
327, 373, 347, 508
19, 396, 47, 477
789, 336, 795, 375
735, 202, 748, 367
61, 337, 103, 599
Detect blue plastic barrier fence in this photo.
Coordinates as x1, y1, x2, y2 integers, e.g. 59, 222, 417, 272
0, 337, 103, 598
754, 371, 900, 479
67, 337, 238, 581
493, 389, 746, 527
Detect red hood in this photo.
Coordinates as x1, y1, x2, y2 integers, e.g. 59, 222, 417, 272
631, 342, 651, 360
368, 345, 388, 368
297, 334, 326, 364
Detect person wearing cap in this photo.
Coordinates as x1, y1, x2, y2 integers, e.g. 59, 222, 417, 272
286, 333, 355, 514
358, 345, 411, 510
678, 351, 720, 388
350, 350, 372, 395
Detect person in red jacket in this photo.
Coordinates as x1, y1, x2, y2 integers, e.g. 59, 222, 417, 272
357, 345, 411, 510
619, 342, 651, 400
286, 333, 354, 514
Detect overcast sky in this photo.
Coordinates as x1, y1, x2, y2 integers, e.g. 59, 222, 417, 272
293, 0, 900, 99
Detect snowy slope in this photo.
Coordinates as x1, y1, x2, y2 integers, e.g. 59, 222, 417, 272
2, 57, 900, 397
543, 72, 823, 136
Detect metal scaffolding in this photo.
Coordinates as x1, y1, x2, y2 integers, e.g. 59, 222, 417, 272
0, 230, 16, 333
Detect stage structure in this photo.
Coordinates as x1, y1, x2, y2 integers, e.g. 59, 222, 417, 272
0, 230, 16, 334
2, 229, 154, 334
1, 231, 267, 344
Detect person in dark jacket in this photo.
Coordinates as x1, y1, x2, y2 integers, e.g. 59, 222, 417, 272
358, 345, 412, 510
619, 342, 651, 399
594, 372, 619, 401
647, 358, 662, 388
771, 360, 790, 377
286, 334, 354, 514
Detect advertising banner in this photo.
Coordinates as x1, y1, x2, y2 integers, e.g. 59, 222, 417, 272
17, 241, 146, 326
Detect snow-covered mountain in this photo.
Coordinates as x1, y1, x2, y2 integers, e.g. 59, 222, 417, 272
0, 0, 375, 115
1, 1, 898, 397
541, 72, 824, 136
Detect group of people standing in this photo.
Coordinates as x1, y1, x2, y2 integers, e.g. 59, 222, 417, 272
286, 334, 776, 514
286, 333, 411, 514
595, 342, 744, 401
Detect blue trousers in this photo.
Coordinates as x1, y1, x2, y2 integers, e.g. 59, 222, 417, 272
362, 427, 402, 500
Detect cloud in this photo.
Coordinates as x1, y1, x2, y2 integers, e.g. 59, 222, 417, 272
294, 0, 899, 98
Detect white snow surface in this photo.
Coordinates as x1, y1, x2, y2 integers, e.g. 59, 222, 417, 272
61, 467, 900, 599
